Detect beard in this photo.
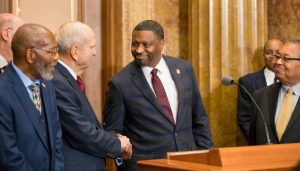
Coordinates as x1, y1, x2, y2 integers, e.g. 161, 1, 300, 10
33, 58, 55, 80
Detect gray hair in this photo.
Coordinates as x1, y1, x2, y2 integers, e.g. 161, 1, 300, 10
55, 21, 94, 54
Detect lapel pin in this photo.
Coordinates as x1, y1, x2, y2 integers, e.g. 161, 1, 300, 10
176, 68, 180, 75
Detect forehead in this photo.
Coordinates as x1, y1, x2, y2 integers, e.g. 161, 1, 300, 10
132, 30, 158, 41
279, 43, 300, 56
265, 40, 282, 50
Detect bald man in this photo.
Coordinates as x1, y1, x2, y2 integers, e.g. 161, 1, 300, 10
52, 21, 131, 171
237, 38, 283, 141
0, 13, 24, 72
0, 24, 64, 171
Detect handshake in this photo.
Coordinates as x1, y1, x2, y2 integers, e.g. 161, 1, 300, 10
117, 134, 132, 160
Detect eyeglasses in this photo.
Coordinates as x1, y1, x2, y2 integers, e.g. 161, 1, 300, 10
32, 47, 59, 57
274, 54, 300, 63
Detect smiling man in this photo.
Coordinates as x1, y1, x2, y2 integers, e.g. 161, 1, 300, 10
104, 20, 213, 170
0, 24, 63, 171
250, 40, 300, 145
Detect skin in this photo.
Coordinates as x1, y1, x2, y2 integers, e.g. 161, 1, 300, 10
0, 13, 25, 61
13, 24, 58, 80
275, 42, 300, 86
131, 30, 164, 67
264, 39, 283, 71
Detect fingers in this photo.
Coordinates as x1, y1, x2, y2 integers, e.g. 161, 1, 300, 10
118, 135, 132, 160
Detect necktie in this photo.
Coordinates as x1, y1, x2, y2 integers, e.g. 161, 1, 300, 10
77, 76, 85, 93
276, 88, 294, 140
32, 83, 42, 114
151, 68, 174, 124
274, 77, 278, 83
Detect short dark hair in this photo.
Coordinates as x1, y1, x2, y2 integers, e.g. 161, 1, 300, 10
133, 20, 164, 39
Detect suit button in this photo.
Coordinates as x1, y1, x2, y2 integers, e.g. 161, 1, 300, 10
174, 132, 178, 136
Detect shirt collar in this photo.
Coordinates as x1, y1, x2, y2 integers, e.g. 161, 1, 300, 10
58, 59, 77, 80
12, 62, 37, 88
0, 54, 8, 68
282, 82, 300, 96
141, 56, 167, 77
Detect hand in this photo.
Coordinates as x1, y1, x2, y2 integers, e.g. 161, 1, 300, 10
117, 134, 132, 160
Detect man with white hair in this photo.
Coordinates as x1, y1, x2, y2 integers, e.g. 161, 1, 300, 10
52, 21, 132, 171
0, 13, 24, 73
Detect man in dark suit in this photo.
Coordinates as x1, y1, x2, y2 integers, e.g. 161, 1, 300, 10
103, 20, 213, 170
250, 40, 300, 145
52, 21, 132, 171
237, 39, 283, 141
0, 13, 24, 73
0, 24, 64, 171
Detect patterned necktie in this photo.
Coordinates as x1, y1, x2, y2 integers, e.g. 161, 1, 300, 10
77, 76, 85, 93
151, 68, 175, 124
32, 83, 42, 114
276, 87, 294, 140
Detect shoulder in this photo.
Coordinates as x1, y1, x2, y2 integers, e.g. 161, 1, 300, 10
239, 69, 264, 84
254, 82, 279, 96
110, 61, 136, 81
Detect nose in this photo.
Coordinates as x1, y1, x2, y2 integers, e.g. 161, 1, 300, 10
135, 44, 145, 54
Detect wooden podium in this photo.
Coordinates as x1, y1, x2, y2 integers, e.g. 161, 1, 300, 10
138, 143, 300, 171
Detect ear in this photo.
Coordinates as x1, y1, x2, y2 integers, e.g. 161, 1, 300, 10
25, 48, 35, 64
159, 39, 164, 51
70, 44, 79, 61
1, 28, 10, 42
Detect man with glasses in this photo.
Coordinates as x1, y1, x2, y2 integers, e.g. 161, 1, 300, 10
0, 24, 64, 171
250, 40, 300, 145
0, 13, 24, 73
237, 39, 283, 142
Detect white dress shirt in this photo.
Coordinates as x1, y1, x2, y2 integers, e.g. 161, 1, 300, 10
142, 57, 178, 123
264, 67, 276, 86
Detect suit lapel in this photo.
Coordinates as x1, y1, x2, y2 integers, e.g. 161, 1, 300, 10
130, 61, 174, 125
268, 83, 281, 141
255, 70, 267, 88
7, 66, 49, 150
40, 80, 54, 151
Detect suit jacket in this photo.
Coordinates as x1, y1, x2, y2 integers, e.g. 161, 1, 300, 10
0, 64, 64, 171
250, 82, 300, 144
237, 69, 266, 140
104, 56, 213, 167
52, 63, 121, 171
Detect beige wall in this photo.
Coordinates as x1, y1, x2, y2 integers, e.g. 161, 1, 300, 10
10, 0, 80, 32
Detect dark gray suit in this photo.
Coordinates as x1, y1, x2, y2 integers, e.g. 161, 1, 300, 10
237, 69, 266, 140
104, 55, 213, 170
250, 82, 300, 145
52, 63, 121, 171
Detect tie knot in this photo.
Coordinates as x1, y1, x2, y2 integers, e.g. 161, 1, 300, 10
31, 83, 39, 91
151, 68, 158, 76
287, 88, 294, 95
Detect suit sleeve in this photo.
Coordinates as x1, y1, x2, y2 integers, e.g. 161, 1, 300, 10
189, 64, 214, 149
103, 80, 126, 134
237, 78, 252, 140
54, 109, 64, 170
53, 77, 121, 159
0, 98, 34, 171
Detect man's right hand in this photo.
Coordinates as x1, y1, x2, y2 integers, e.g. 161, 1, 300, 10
117, 134, 132, 160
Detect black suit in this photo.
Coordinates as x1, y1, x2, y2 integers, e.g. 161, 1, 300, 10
104, 56, 213, 170
250, 83, 300, 144
237, 69, 266, 140
52, 63, 121, 171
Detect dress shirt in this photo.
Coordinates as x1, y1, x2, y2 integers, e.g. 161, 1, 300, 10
0, 54, 8, 68
12, 62, 41, 101
142, 57, 178, 123
264, 67, 276, 86
275, 82, 300, 123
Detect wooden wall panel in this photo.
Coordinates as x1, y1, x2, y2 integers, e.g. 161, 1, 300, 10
268, 0, 300, 41
189, 0, 267, 147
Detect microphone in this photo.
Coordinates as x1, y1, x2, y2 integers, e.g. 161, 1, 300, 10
221, 76, 272, 145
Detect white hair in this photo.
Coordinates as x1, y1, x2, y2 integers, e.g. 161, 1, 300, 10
55, 21, 94, 54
